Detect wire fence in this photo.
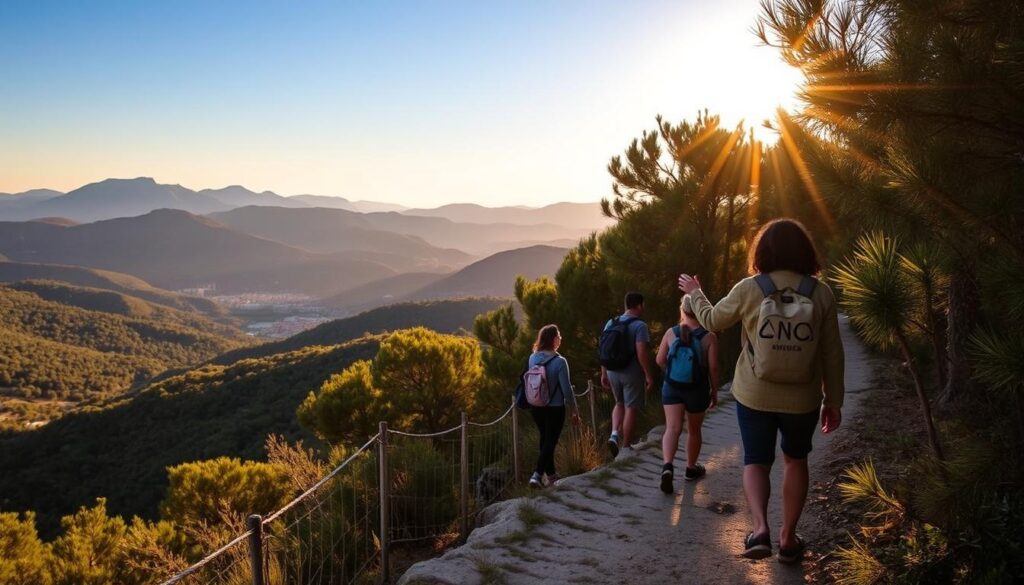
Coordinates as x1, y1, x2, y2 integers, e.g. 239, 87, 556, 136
159, 389, 566, 585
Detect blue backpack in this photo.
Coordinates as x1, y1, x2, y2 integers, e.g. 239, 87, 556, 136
665, 325, 707, 388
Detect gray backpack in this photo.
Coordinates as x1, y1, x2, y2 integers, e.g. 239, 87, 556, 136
748, 274, 819, 384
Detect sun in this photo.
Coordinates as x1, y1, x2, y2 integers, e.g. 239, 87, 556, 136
705, 51, 805, 144
653, 21, 806, 145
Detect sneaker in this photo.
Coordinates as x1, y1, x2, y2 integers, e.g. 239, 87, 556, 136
544, 473, 560, 487
684, 464, 707, 481
528, 472, 543, 489
659, 465, 674, 494
778, 535, 806, 564
743, 532, 772, 559
607, 435, 620, 458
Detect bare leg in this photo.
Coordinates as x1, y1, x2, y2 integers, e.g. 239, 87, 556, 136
743, 464, 772, 538
611, 402, 624, 436
623, 406, 638, 446
780, 455, 809, 549
685, 411, 706, 468
662, 405, 684, 464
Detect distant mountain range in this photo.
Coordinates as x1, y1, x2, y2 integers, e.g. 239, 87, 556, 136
0, 178, 611, 234
208, 206, 473, 271
0, 210, 397, 295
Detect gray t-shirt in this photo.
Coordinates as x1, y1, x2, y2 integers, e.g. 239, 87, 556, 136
604, 312, 650, 377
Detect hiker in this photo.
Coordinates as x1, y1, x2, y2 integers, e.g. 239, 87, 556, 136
677, 218, 844, 564
599, 292, 654, 458
655, 294, 720, 493
525, 324, 580, 488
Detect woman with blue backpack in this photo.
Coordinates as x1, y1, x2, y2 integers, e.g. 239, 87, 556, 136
524, 324, 580, 489
655, 294, 720, 493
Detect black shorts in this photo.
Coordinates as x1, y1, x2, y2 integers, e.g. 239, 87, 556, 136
736, 401, 819, 465
661, 381, 711, 413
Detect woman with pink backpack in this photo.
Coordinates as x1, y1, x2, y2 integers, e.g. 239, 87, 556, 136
524, 324, 581, 488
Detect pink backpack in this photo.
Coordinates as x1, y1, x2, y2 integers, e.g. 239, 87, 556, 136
524, 354, 558, 407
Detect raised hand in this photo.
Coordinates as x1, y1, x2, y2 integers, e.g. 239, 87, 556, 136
678, 273, 702, 294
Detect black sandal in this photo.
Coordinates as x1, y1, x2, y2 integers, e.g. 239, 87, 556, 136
778, 535, 806, 564
743, 532, 772, 559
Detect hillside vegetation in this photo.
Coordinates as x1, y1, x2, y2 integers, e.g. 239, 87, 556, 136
0, 338, 379, 535
6, 280, 241, 337
0, 286, 246, 429
0, 261, 229, 318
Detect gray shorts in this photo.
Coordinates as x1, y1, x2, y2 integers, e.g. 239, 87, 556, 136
608, 370, 645, 409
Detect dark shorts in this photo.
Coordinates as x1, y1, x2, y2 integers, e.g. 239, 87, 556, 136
661, 382, 711, 413
736, 401, 819, 466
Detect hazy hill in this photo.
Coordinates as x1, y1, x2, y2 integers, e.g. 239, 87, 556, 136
207, 206, 473, 270
20, 178, 232, 222
321, 272, 446, 311
402, 202, 613, 231
0, 178, 316, 222
0, 338, 379, 535
361, 212, 592, 255
198, 185, 308, 208
0, 261, 228, 317
289, 194, 407, 213
408, 245, 568, 300
211, 297, 504, 365
0, 210, 397, 294
0, 189, 63, 211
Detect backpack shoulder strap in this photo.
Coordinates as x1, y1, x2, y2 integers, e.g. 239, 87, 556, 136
691, 327, 708, 367
754, 274, 777, 297
671, 324, 681, 339
797, 276, 818, 298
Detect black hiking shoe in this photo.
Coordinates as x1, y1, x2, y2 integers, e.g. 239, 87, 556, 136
660, 465, 674, 494
684, 464, 706, 481
607, 435, 620, 458
778, 535, 806, 564
743, 532, 772, 560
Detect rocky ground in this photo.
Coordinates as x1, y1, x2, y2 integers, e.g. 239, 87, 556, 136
399, 316, 880, 585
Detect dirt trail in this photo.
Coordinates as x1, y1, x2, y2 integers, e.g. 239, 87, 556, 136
400, 316, 875, 585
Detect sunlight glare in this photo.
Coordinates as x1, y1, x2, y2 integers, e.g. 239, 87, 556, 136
647, 7, 806, 145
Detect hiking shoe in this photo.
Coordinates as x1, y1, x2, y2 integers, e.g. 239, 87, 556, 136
543, 473, 560, 487
607, 435, 620, 458
743, 532, 772, 559
660, 466, 674, 494
684, 464, 707, 481
778, 535, 806, 564
528, 472, 543, 489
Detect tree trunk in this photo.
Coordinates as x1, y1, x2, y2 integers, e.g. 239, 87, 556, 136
897, 331, 945, 461
924, 289, 948, 391
939, 264, 980, 407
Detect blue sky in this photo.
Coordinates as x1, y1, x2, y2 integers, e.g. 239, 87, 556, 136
0, 1, 802, 207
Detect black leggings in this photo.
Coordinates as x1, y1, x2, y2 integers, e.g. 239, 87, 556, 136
530, 406, 566, 476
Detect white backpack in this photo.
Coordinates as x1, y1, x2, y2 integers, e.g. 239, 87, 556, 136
749, 274, 819, 384
524, 355, 558, 407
